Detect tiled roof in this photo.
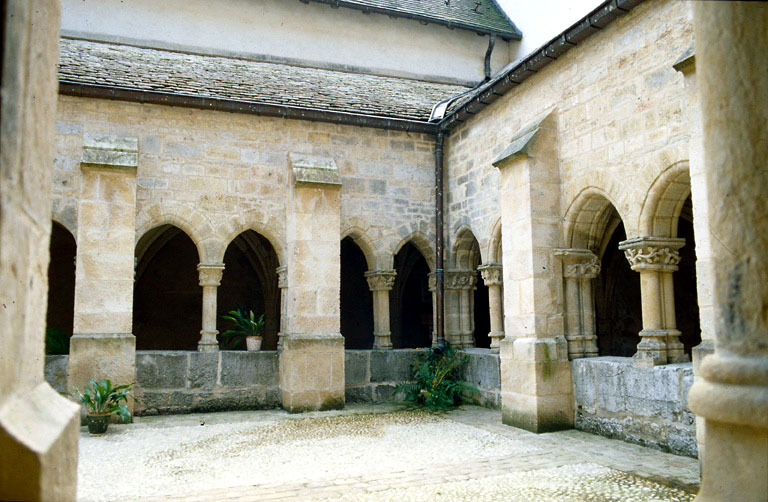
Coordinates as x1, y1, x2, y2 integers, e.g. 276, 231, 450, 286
304, 0, 521, 39
58, 38, 469, 122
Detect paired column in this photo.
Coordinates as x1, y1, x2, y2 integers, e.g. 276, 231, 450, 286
197, 263, 224, 352
554, 249, 600, 359
365, 270, 396, 349
428, 272, 438, 347
619, 237, 687, 366
276, 265, 288, 350
446, 271, 476, 348
478, 263, 504, 352
688, 3, 768, 500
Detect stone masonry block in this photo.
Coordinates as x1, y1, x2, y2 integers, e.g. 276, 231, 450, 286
136, 351, 189, 389
370, 350, 421, 383
220, 351, 279, 387
188, 352, 219, 389
344, 350, 370, 387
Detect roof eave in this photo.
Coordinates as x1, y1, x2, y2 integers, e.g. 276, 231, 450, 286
302, 0, 522, 40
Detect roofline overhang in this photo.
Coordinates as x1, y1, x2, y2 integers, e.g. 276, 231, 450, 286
440, 0, 644, 131
300, 0, 522, 41
58, 81, 439, 135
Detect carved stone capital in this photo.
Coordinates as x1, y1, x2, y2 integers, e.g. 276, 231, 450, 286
554, 248, 601, 279
364, 269, 396, 291
445, 270, 476, 290
618, 237, 685, 272
276, 265, 288, 289
478, 263, 503, 285
428, 272, 437, 292
197, 263, 225, 287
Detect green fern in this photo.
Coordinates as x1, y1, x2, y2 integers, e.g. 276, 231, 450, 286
394, 344, 479, 410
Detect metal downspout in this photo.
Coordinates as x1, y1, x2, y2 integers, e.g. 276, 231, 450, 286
434, 129, 446, 351
484, 35, 496, 81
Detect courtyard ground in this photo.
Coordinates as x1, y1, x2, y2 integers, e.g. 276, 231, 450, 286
78, 405, 699, 501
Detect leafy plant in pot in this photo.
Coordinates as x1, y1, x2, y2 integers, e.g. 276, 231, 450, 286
220, 305, 265, 351
66, 379, 135, 434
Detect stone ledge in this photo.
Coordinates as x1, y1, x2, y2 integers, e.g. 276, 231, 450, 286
81, 133, 138, 169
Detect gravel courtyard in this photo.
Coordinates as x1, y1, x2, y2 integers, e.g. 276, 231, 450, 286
77, 405, 699, 501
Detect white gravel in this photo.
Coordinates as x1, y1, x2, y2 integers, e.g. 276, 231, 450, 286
77, 409, 540, 501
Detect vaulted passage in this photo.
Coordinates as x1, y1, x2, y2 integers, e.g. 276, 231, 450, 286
391, 242, 432, 348
473, 275, 491, 348
46, 222, 76, 350
340, 237, 374, 349
595, 222, 642, 357
218, 230, 280, 350
134, 225, 201, 350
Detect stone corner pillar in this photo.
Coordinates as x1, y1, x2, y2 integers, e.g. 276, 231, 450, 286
687, 4, 768, 501
197, 263, 225, 352
553, 249, 600, 359
1, 2, 80, 500
364, 269, 396, 350
280, 153, 344, 413
276, 265, 288, 350
69, 131, 139, 416
494, 110, 572, 433
619, 237, 687, 366
478, 263, 504, 352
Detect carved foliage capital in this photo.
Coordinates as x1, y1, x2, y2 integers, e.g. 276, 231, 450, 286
478, 263, 503, 285
198, 263, 225, 287
365, 269, 396, 291
619, 238, 684, 271
276, 266, 288, 288
554, 248, 600, 279
445, 270, 477, 290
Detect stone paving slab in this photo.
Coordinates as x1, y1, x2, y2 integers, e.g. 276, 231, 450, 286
75, 405, 699, 501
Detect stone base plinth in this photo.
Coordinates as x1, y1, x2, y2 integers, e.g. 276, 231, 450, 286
279, 333, 344, 413
68, 333, 136, 416
500, 336, 574, 433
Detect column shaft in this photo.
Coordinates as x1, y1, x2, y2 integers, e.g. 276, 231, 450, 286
197, 263, 224, 352
365, 270, 396, 350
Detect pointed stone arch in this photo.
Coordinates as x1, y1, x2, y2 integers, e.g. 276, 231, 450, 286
214, 209, 285, 266
563, 187, 627, 254
638, 160, 691, 237
388, 230, 435, 272
135, 202, 210, 262
341, 221, 377, 271
487, 217, 503, 264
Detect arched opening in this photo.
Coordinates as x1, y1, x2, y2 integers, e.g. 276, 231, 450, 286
46, 222, 76, 353
595, 220, 642, 357
391, 242, 432, 348
218, 230, 280, 350
674, 196, 701, 356
134, 225, 201, 350
340, 237, 374, 349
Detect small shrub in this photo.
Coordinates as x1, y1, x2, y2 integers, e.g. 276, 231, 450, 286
66, 379, 135, 422
45, 328, 69, 355
394, 344, 478, 410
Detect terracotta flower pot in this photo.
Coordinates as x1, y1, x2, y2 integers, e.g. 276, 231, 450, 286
86, 413, 111, 435
246, 336, 262, 351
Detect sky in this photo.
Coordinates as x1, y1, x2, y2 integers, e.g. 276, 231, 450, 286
495, 0, 604, 59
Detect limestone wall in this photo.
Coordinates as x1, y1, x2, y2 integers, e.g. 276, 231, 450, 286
444, 0, 693, 265
572, 357, 696, 457
52, 96, 435, 281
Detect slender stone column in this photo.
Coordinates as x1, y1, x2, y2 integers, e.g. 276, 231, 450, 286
478, 263, 504, 352
619, 237, 687, 366
428, 272, 438, 347
554, 249, 600, 359
445, 271, 476, 348
365, 270, 396, 349
197, 263, 224, 352
688, 4, 768, 501
276, 265, 287, 350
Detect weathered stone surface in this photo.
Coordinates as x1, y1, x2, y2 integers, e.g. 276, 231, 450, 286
370, 350, 419, 383
571, 357, 696, 457
344, 351, 370, 387
220, 351, 279, 387
136, 351, 189, 389
188, 352, 218, 389
463, 349, 501, 389
44, 355, 70, 393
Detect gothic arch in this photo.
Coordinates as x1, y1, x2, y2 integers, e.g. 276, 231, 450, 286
214, 210, 285, 266
388, 230, 435, 271
564, 187, 627, 254
638, 161, 691, 237
135, 203, 209, 262
341, 224, 376, 270
487, 218, 502, 264
452, 226, 482, 270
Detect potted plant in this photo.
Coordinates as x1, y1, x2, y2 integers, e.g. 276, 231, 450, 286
221, 306, 265, 351
67, 379, 135, 434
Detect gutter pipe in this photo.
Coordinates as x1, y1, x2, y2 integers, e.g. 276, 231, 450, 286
433, 129, 446, 351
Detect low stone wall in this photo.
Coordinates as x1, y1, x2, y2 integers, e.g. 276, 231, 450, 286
571, 357, 696, 457
45, 348, 502, 413
462, 349, 501, 408
135, 351, 280, 415
344, 349, 422, 403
